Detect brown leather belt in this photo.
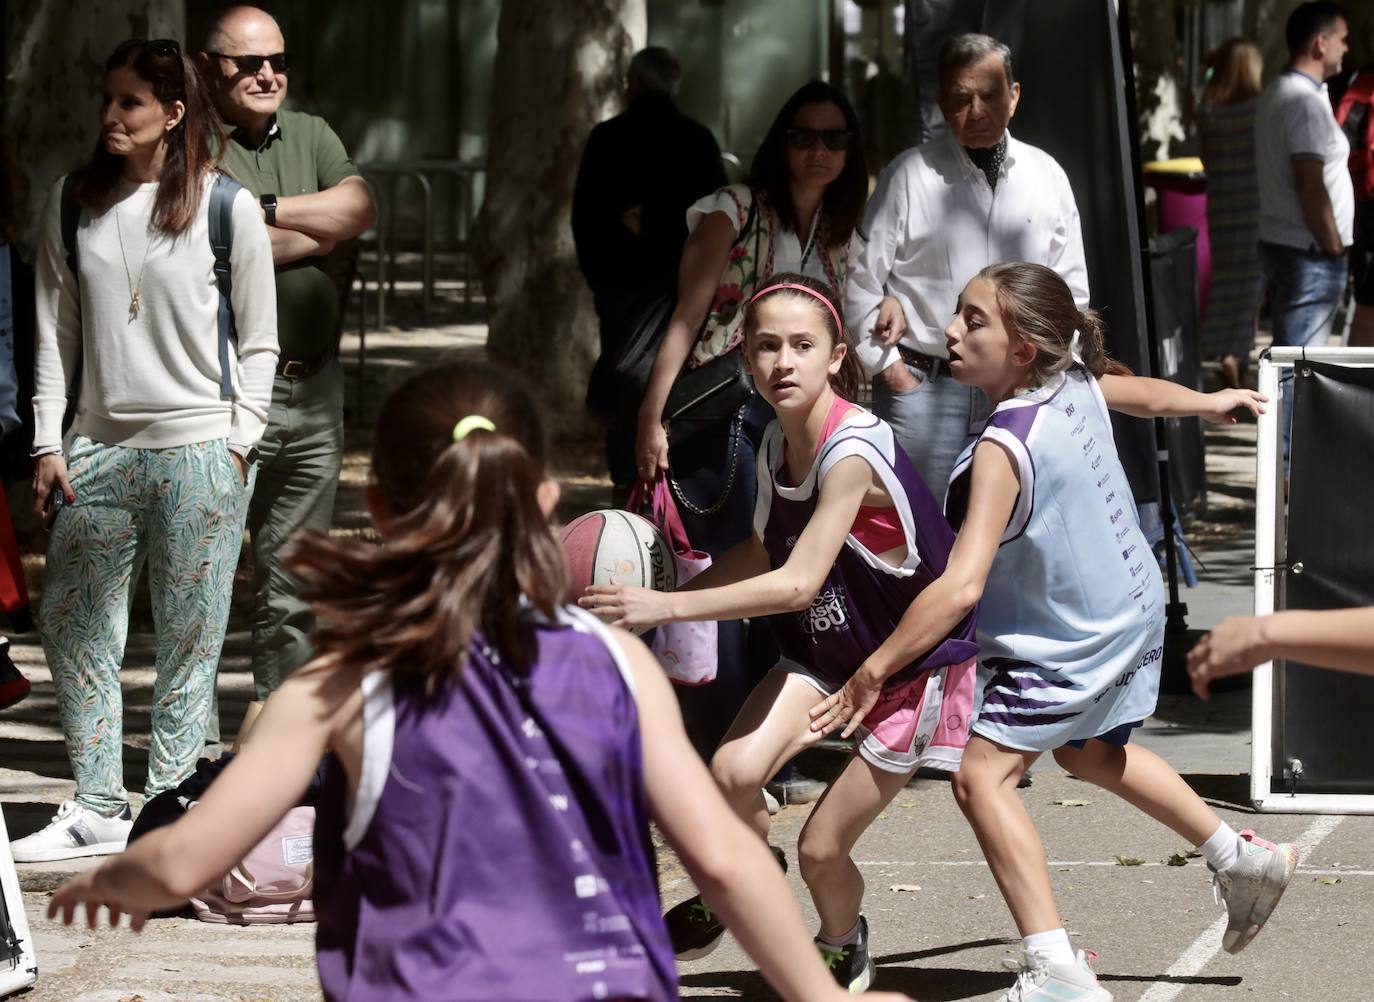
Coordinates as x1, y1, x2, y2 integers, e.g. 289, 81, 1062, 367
276, 351, 332, 380
896, 343, 953, 379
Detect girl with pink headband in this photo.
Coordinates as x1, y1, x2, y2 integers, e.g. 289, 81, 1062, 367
583, 272, 978, 992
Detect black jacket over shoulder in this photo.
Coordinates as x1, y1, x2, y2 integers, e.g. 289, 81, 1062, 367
572, 92, 726, 297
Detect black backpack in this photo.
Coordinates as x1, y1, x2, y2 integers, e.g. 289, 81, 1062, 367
59, 171, 243, 404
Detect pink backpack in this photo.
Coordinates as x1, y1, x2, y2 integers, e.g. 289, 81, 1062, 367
190, 806, 316, 925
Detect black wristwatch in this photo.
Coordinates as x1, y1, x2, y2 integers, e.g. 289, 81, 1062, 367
245, 447, 260, 465
260, 193, 278, 226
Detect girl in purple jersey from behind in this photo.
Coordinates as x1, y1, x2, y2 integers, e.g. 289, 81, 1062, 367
809, 263, 1292, 1002
583, 273, 978, 992
47, 362, 911, 1002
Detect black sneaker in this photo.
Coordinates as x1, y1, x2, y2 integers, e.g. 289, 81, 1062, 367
664, 894, 726, 959
665, 845, 788, 960
0, 638, 29, 711
815, 915, 876, 992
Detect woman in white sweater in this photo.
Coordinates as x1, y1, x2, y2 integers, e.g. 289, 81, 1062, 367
12, 38, 278, 863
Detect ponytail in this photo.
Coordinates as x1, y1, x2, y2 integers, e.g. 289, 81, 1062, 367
1075, 307, 1132, 378
284, 363, 566, 690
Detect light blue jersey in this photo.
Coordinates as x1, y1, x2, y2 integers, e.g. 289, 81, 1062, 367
946, 364, 1163, 751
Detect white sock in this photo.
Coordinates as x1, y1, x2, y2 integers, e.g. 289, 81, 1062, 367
817, 917, 862, 948
1200, 821, 1240, 872
1023, 927, 1075, 966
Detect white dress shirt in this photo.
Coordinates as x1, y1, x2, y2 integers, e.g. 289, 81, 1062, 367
846, 130, 1090, 376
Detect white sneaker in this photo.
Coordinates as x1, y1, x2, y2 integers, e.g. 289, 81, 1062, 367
762, 787, 781, 815
999, 949, 1113, 1002
1211, 828, 1298, 954
10, 800, 133, 862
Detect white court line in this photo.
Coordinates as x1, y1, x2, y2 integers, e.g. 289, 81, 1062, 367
1135, 814, 1345, 1002
854, 859, 1372, 875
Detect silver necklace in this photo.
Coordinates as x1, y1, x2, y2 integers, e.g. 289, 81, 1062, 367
113, 202, 154, 321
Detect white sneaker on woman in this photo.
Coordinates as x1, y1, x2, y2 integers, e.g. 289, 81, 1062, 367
10, 800, 132, 862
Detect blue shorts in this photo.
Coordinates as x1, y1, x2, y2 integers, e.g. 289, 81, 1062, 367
1064, 720, 1143, 749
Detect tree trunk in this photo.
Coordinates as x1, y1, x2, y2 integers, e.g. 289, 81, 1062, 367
1128, 0, 1184, 162
476, 0, 645, 437
3, 0, 184, 250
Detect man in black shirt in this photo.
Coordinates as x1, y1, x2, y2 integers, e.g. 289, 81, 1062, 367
572, 47, 725, 496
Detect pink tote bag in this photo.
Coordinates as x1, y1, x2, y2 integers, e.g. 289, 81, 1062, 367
628, 476, 718, 685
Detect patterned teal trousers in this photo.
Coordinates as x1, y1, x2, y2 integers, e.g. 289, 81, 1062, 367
40, 436, 252, 815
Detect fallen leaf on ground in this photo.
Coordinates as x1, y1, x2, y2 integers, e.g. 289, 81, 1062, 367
1164, 852, 1190, 867
1053, 798, 1092, 807
1185, 849, 1202, 859
889, 883, 922, 892
1316, 876, 1341, 885
968, 894, 986, 900
1114, 855, 1146, 867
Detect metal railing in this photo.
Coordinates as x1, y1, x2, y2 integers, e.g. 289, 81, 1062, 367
356, 159, 486, 328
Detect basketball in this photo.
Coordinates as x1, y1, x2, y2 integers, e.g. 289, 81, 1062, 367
560, 510, 675, 633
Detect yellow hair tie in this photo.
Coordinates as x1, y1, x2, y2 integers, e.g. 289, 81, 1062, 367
452, 415, 496, 442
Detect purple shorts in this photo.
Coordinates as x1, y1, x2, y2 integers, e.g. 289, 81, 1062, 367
1064, 720, 1144, 749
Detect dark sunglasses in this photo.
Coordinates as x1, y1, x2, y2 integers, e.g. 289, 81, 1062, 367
210, 51, 290, 75
786, 127, 852, 152
112, 38, 181, 61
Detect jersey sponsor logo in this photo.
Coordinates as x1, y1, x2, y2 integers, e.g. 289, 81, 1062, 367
1081, 436, 1096, 454
1128, 560, 1145, 578
1109, 508, 1124, 524
1097, 472, 1111, 488
1072, 415, 1087, 436
1104, 490, 1116, 505
1065, 403, 1075, 417
801, 585, 850, 635
1121, 543, 1135, 560
1091, 454, 1103, 470
1115, 525, 1131, 542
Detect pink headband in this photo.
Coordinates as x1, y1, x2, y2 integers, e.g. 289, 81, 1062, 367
750, 283, 844, 337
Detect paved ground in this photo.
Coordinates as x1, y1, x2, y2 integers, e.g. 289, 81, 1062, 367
2, 324, 1370, 1001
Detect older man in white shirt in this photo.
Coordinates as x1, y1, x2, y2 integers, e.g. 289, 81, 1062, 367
847, 33, 1089, 496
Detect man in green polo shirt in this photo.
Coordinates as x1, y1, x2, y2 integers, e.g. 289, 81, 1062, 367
198, 5, 376, 725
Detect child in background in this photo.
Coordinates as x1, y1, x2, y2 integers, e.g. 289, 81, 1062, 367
48, 361, 911, 1002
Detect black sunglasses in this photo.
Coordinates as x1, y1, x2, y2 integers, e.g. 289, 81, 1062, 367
210, 51, 290, 75
113, 38, 181, 60
786, 127, 852, 152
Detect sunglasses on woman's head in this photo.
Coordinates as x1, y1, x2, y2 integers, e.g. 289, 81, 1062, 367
114, 38, 181, 60
786, 127, 852, 152
210, 51, 290, 75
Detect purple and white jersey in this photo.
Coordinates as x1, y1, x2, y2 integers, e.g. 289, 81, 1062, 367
753, 410, 978, 694
313, 607, 677, 1002
946, 364, 1164, 752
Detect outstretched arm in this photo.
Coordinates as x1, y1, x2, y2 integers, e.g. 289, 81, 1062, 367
624, 631, 911, 1002
1098, 373, 1266, 425
809, 439, 1018, 737
581, 455, 870, 630
47, 661, 355, 924
1189, 607, 1374, 699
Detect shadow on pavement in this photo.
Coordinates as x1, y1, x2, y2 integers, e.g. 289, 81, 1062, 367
1182, 773, 1256, 813
1100, 972, 1243, 988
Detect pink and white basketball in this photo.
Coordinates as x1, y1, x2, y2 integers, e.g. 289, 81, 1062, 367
560, 509, 675, 633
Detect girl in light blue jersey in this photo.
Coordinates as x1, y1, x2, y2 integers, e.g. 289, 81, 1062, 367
810, 263, 1295, 1002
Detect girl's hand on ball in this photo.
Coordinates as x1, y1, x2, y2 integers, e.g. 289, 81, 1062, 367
1202, 388, 1266, 424
580, 583, 673, 631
